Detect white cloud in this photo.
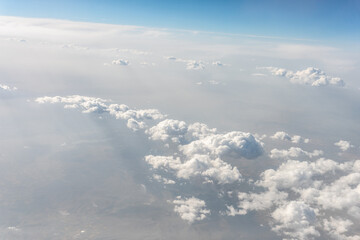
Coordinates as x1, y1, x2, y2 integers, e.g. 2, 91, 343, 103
173, 196, 210, 223
0, 83, 17, 91
212, 61, 223, 66
302, 171, 360, 212
257, 158, 350, 190
146, 119, 188, 143
269, 147, 323, 159
265, 67, 345, 87
152, 174, 175, 185
323, 217, 360, 240
271, 201, 320, 240
165, 56, 205, 70
112, 59, 130, 66
186, 60, 205, 70
270, 131, 309, 143
35, 95, 165, 130
179, 131, 264, 160
146, 119, 217, 144
235, 190, 288, 214
334, 140, 354, 151
145, 154, 241, 184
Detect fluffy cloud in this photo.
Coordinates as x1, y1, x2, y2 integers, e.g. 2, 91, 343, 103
0, 83, 17, 91
145, 120, 262, 185
227, 158, 360, 239
112, 59, 130, 66
146, 119, 188, 143
35, 95, 165, 130
35, 95, 109, 113
145, 154, 241, 184
173, 196, 210, 223
271, 201, 320, 240
270, 131, 309, 143
36, 95, 360, 238
152, 174, 175, 185
146, 119, 216, 144
179, 131, 264, 160
334, 140, 354, 151
323, 217, 360, 240
257, 158, 351, 190
166, 57, 205, 70
186, 60, 205, 70
269, 147, 323, 159
265, 67, 345, 87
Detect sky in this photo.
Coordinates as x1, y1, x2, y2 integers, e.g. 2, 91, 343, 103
0, 1, 360, 240
0, 0, 360, 41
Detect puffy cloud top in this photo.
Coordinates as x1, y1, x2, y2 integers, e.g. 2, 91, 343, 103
334, 140, 354, 151
112, 59, 129, 66
146, 120, 217, 144
269, 147, 323, 159
35, 95, 166, 130
0, 83, 17, 91
271, 201, 319, 240
179, 131, 264, 160
145, 154, 241, 184
265, 67, 345, 87
173, 196, 210, 223
270, 131, 309, 144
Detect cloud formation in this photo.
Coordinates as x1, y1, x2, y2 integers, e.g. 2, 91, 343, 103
265, 67, 345, 87
334, 140, 354, 151
36, 95, 360, 239
270, 131, 309, 144
112, 59, 130, 66
269, 147, 323, 159
146, 154, 241, 184
35, 95, 165, 130
0, 83, 17, 91
227, 158, 360, 239
173, 196, 210, 223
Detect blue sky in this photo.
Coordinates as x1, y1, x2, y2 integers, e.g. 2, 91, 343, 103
0, 0, 359, 41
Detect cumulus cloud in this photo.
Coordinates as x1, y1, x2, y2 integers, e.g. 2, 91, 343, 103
35, 95, 165, 130
186, 60, 205, 70
0, 83, 17, 91
146, 119, 188, 143
323, 217, 360, 240
36, 95, 360, 238
152, 174, 175, 185
334, 140, 354, 151
173, 196, 210, 223
265, 67, 345, 87
112, 59, 130, 66
165, 56, 205, 70
145, 154, 241, 184
145, 120, 262, 185
146, 119, 216, 144
269, 147, 323, 159
270, 131, 309, 143
226, 157, 360, 239
271, 201, 320, 240
179, 131, 264, 160
212, 61, 223, 66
